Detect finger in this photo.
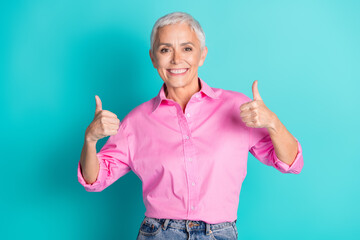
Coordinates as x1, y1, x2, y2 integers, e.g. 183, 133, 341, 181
103, 122, 120, 130
241, 115, 254, 123
100, 124, 120, 136
240, 102, 252, 111
102, 126, 118, 136
242, 118, 258, 128
101, 116, 120, 125
108, 130, 118, 136
240, 110, 254, 118
240, 101, 257, 111
245, 122, 257, 128
242, 112, 259, 122
252, 80, 262, 101
95, 95, 102, 115
99, 110, 118, 118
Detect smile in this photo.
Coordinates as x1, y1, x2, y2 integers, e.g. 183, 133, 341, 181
167, 68, 189, 76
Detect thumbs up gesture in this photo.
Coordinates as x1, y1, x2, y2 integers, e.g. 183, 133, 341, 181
239, 80, 277, 129
85, 95, 121, 143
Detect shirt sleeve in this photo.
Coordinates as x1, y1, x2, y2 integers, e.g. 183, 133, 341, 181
77, 121, 132, 192
249, 127, 304, 174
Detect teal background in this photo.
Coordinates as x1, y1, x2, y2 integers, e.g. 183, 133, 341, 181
1, 0, 359, 239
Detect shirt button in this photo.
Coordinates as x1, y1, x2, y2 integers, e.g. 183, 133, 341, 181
196, 94, 200, 98
186, 113, 191, 118
183, 135, 189, 140
188, 157, 192, 161
191, 206, 195, 210
192, 182, 196, 186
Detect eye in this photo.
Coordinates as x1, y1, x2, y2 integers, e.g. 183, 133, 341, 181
160, 48, 169, 53
184, 47, 192, 51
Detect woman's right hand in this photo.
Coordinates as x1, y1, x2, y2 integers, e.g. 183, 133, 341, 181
85, 95, 120, 143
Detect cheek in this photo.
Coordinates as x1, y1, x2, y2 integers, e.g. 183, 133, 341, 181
156, 57, 171, 68
188, 54, 201, 66
157, 68, 166, 77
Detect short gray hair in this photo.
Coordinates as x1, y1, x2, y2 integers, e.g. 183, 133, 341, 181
150, 12, 206, 54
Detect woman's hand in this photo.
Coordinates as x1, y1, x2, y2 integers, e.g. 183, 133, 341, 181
239, 80, 278, 130
85, 95, 121, 143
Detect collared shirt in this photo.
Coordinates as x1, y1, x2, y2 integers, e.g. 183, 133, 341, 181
77, 77, 304, 224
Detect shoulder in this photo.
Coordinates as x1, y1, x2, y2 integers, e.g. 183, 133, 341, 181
214, 87, 252, 104
119, 97, 155, 128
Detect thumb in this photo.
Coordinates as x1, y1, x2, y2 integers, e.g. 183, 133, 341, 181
252, 80, 262, 100
95, 95, 102, 115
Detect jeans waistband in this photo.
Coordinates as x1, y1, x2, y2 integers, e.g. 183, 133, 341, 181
143, 216, 237, 235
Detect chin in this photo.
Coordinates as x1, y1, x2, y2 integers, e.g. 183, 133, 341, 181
166, 78, 191, 88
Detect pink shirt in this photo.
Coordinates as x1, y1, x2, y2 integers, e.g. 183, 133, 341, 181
77, 77, 304, 224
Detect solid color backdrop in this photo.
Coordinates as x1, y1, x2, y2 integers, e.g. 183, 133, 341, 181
1, 0, 359, 239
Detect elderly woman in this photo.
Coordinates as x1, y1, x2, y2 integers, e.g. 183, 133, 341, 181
78, 12, 303, 240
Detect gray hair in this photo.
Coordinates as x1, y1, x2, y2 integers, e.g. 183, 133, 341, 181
150, 12, 206, 54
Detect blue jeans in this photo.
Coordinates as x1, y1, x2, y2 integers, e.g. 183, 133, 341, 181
136, 216, 238, 240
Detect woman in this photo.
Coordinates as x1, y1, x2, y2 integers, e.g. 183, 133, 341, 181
78, 12, 304, 240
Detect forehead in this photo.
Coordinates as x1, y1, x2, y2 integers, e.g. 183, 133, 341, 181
155, 22, 199, 45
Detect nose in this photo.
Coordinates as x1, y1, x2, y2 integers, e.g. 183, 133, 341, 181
171, 49, 181, 64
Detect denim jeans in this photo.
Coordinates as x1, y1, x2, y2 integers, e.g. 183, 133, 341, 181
136, 216, 238, 240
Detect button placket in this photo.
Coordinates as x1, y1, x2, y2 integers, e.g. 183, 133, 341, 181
176, 104, 199, 217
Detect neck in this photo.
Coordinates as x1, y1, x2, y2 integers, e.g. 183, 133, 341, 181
165, 77, 201, 112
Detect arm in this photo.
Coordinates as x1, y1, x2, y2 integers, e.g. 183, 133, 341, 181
267, 114, 298, 166
77, 121, 132, 192
77, 95, 131, 192
240, 80, 303, 173
79, 139, 100, 184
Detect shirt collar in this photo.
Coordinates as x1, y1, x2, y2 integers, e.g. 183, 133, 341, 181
152, 77, 219, 113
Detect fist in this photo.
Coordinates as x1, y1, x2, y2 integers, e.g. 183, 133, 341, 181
85, 95, 120, 143
239, 80, 277, 129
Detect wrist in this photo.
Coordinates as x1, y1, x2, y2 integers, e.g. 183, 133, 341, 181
84, 128, 97, 144
267, 113, 281, 134
84, 136, 97, 146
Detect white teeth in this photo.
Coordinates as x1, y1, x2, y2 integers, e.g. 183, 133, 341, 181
169, 69, 187, 74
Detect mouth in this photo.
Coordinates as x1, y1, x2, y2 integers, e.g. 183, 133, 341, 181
167, 68, 189, 76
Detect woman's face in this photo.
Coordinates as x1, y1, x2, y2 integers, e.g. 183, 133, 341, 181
149, 22, 208, 91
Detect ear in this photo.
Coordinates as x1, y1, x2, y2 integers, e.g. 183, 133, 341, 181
198, 46, 208, 67
149, 49, 157, 68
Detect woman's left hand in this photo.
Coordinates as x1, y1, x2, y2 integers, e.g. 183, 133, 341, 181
239, 80, 278, 130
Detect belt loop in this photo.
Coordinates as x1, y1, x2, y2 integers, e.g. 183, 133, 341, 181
162, 219, 170, 230
206, 222, 211, 235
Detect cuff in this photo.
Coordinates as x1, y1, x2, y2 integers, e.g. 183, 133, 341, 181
273, 138, 304, 174
77, 155, 106, 192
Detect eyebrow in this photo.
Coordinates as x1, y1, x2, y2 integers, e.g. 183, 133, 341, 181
157, 42, 195, 47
